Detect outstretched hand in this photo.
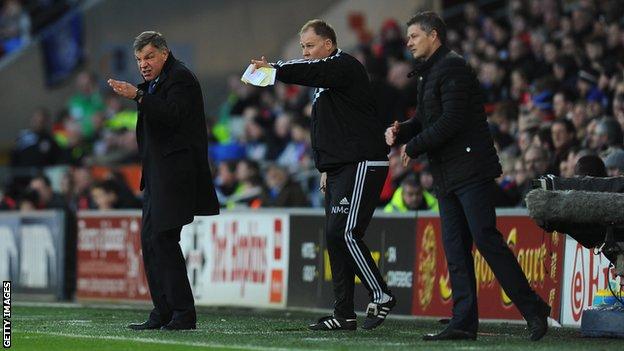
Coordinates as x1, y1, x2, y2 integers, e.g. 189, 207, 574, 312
251, 56, 271, 72
107, 79, 138, 100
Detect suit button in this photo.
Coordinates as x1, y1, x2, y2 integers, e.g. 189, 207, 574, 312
419, 76, 423, 81
466, 147, 471, 152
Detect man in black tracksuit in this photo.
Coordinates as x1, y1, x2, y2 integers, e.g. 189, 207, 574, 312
386, 12, 551, 341
252, 19, 395, 330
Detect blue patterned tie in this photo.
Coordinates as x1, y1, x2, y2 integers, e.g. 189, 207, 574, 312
148, 80, 157, 94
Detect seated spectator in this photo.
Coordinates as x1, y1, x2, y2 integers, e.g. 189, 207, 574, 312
227, 160, 265, 208
0, 0, 31, 55
552, 90, 576, 120
28, 174, 66, 209
384, 174, 434, 212
603, 149, 624, 177
11, 108, 61, 167
67, 71, 105, 140
550, 119, 577, 175
67, 167, 94, 211
518, 145, 551, 205
214, 161, 239, 206
242, 115, 269, 161
590, 117, 624, 154
262, 163, 309, 207
90, 180, 120, 210
266, 112, 292, 160
277, 116, 311, 173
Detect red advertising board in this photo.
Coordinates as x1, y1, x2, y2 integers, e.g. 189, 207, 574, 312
76, 212, 150, 301
412, 213, 564, 321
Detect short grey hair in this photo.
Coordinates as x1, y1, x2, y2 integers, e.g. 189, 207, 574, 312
133, 31, 168, 52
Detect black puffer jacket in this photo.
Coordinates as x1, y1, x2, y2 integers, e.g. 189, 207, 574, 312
397, 46, 502, 194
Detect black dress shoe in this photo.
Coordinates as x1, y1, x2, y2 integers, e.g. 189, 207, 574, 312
128, 320, 164, 330
527, 303, 550, 341
423, 327, 477, 341
160, 319, 197, 331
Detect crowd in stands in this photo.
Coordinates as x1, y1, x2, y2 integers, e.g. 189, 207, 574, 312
3, 0, 624, 214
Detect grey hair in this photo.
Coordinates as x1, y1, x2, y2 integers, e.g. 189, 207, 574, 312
133, 31, 168, 52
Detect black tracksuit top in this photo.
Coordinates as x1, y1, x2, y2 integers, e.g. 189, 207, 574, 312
273, 49, 389, 172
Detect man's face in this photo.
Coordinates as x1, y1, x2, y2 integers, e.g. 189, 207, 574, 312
402, 184, 424, 210
135, 44, 169, 81
90, 188, 116, 210
300, 29, 333, 60
407, 24, 436, 60
551, 122, 572, 149
590, 127, 608, 150
553, 93, 568, 117
29, 179, 51, 204
524, 148, 549, 177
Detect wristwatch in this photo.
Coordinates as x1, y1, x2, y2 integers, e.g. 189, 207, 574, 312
133, 89, 145, 102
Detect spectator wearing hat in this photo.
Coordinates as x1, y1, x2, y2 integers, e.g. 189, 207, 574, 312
577, 69, 608, 111
604, 149, 624, 176
590, 117, 623, 153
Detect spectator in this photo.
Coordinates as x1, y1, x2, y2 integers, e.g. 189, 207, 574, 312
550, 119, 577, 174
277, 116, 311, 173
552, 90, 575, 120
11, 108, 61, 167
214, 161, 238, 205
242, 114, 269, 161
28, 174, 65, 209
604, 149, 624, 176
518, 145, 551, 205
0, 0, 31, 55
266, 112, 292, 160
67, 167, 94, 211
262, 163, 309, 207
90, 180, 120, 210
67, 71, 105, 139
384, 174, 432, 213
228, 160, 265, 208
590, 117, 623, 153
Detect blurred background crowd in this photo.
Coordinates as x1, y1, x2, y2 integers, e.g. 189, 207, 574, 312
2, 0, 624, 215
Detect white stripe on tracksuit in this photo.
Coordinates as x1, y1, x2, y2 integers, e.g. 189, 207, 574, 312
343, 161, 386, 303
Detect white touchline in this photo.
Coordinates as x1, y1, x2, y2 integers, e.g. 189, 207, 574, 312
27, 331, 324, 351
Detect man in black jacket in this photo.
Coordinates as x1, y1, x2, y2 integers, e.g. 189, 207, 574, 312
386, 12, 550, 341
108, 31, 219, 331
252, 19, 394, 331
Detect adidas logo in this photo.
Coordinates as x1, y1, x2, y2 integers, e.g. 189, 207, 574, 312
339, 198, 350, 205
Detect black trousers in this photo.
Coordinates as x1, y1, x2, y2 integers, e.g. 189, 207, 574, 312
325, 161, 392, 318
142, 191, 195, 324
439, 180, 547, 333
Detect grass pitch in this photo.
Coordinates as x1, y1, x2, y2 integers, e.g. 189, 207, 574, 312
10, 303, 624, 350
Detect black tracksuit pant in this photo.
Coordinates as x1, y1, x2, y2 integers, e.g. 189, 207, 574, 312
439, 180, 548, 333
325, 160, 392, 318
141, 190, 196, 325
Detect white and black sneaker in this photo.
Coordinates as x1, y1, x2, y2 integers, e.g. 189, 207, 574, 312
308, 315, 357, 331
361, 297, 396, 330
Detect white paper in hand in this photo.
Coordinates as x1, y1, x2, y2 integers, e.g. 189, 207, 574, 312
241, 64, 276, 87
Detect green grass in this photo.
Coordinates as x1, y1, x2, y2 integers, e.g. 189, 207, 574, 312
9, 303, 624, 350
